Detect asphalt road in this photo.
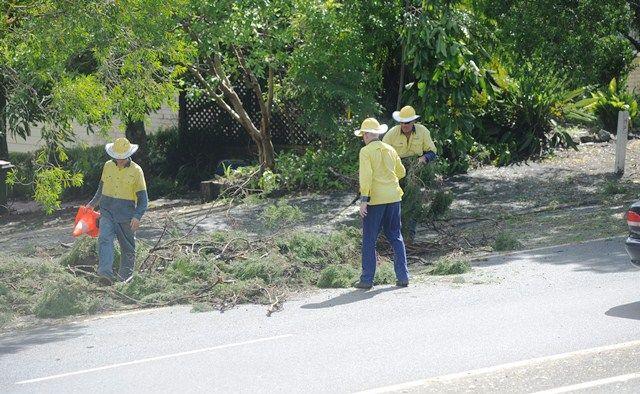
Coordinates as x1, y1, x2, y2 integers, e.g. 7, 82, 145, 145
1, 237, 639, 393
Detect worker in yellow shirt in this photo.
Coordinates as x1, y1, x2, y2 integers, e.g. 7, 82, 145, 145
87, 137, 148, 285
382, 105, 437, 242
354, 118, 409, 290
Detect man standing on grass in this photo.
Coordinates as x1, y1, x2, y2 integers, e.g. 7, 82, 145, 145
382, 105, 437, 242
87, 137, 148, 285
355, 118, 409, 290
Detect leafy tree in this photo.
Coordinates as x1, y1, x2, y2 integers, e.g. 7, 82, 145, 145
478, 0, 634, 86
1, 1, 116, 212
286, 0, 404, 132
403, 0, 488, 172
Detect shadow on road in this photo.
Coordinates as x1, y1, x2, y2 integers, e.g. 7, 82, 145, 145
301, 287, 399, 309
475, 237, 636, 274
605, 301, 640, 320
0, 323, 85, 356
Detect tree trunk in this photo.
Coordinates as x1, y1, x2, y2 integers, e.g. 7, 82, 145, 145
0, 76, 8, 161
125, 119, 148, 168
396, 0, 410, 110
258, 134, 275, 170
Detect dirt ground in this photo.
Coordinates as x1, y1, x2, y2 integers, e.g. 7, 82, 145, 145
1, 135, 639, 261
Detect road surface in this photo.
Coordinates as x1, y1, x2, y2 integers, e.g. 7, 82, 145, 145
1, 237, 639, 393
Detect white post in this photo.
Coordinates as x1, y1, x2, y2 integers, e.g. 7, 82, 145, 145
614, 110, 630, 176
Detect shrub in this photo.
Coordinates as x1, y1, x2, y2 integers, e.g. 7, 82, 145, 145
473, 62, 587, 163
593, 78, 638, 134
276, 131, 359, 192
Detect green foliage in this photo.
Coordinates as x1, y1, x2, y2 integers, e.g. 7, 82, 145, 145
3, 227, 365, 324
279, 229, 360, 269
317, 264, 358, 288
286, 1, 399, 132
9, 148, 86, 214
478, 0, 634, 87
257, 170, 280, 194
603, 180, 628, 196
404, 1, 487, 173
593, 78, 638, 134
232, 257, 286, 285
400, 160, 451, 235
430, 256, 471, 275
260, 201, 305, 228
33, 277, 100, 318
0, 255, 101, 322
60, 235, 121, 273
474, 61, 591, 163
165, 256, 213, 284
427, 190, 454, 219
276, 130, 360, 191
493, 232, 523, 252
373, 262, 395, 285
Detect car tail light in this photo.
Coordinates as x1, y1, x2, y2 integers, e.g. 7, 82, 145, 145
627, 211, 640, 227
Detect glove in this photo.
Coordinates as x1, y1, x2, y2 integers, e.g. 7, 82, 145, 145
423, 151, 437, 163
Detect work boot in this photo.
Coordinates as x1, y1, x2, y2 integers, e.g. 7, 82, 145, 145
395, 280, 409, 287
354, 281, 373, 290
96, 274, 113, 287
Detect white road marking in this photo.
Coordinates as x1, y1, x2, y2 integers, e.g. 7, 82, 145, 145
532, 371, 640, 393
15, 334, 293, 385
355, 339, 640, 393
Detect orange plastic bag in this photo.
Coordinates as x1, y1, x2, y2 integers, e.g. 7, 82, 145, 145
72, 206, 100, 238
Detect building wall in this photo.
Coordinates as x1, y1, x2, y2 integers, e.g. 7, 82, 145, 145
7, 103, 179, 153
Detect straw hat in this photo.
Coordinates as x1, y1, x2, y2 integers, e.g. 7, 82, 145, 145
105, 137, 138, 160
392, 105, 420, 123
354, 118, 388, 137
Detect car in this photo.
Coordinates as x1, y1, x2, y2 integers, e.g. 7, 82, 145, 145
625, 201, 640, 268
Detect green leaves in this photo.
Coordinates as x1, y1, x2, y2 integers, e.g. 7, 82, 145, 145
404, 3, 486, 172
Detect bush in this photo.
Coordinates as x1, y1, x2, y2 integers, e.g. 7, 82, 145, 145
276, 131, 359, 191
593, 78, 638, 134
473, 62, 585, 163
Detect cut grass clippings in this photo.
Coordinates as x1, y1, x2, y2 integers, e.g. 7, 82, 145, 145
493, 231, 523, 252
429, 255, 471, 276
1, 226, 366, 328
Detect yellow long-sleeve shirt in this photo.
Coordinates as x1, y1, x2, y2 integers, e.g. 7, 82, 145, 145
382, 123, 436, 158
359, 141, 406, 205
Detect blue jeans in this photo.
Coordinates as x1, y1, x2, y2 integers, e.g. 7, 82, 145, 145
98, 213, 136, 281
361, 201, 409, 284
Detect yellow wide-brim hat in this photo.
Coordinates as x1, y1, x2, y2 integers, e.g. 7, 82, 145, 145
354, 117, 388, 137
392, 105, 420, 123
105, 137, 138, 160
